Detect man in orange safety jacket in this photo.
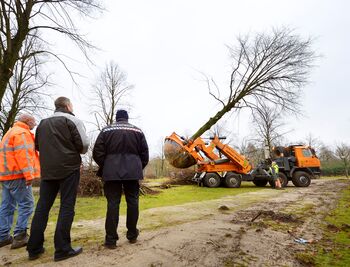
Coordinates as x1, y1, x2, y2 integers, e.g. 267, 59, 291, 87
0, 114, 40, 249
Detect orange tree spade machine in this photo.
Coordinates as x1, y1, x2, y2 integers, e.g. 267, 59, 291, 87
164, 132, 321, 188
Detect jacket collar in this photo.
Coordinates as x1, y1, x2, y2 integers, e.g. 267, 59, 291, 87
14, 121, 30, 131
55, 107, 75, 116
116, 118, 128, 123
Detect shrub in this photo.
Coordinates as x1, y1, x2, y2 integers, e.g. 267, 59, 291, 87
321, 167, 346, 176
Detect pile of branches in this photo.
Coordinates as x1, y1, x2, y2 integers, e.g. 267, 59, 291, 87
78, 169, 103, 197
79, 169, 160, 196
140, 183, 160, 195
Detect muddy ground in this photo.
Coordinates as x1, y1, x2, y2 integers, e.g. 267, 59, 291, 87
1, 178, 349, 266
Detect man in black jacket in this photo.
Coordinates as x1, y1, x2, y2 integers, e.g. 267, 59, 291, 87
27, 97, 89, 261
93, 109, 149, 249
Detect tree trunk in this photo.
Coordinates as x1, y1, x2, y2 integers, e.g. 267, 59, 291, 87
190, 101, 237, 140
345, 161, 349, 178
0, 67, 13, 110
2, 88, 21, 133
0, 2, 32, 110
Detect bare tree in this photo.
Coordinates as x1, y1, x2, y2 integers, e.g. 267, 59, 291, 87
191, 27, 317, 140
335, 143, 350, 178
318, 145, 335, 162
251, 102, 288, 157
92, 62, 134, 130
0, 0, 102, 110
159, 141, 165, 177
303, 133, 323, 152
209, 122, 237, 143
236, 138, 263, 166
0, 34, 50, 135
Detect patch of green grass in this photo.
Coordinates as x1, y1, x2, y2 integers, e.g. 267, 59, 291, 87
295, 252, 316, 265
139, 182, 260, 210
286, 202, 316, 220
313, 186, 350, 267
143, 177, 170, 184
33, 182, 262, 222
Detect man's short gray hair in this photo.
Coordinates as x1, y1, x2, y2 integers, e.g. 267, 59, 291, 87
18, 113, 35, 125
54, 97, 71, 109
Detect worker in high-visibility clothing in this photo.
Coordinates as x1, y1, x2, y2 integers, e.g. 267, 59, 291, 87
269, 160, 282, 189
0, 114, 40, 249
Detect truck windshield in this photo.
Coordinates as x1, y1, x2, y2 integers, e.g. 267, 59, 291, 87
302, 149, 313, 157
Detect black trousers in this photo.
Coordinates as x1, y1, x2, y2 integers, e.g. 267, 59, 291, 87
27, 170, 80, 257
104, 180, 140, 245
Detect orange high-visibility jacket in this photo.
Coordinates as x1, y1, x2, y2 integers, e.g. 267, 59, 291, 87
0, 121, 40, 181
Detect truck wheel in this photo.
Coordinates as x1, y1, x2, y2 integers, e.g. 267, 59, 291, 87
203, 173, 221, 188
278, 173, 288, 187
224, 173, 241, 188
253, 180, 268, 187
292, 171, 311, 187
268, 174, 288, 188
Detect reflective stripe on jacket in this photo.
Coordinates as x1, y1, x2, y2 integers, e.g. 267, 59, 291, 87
269, 162, 279, 178
0, 121, 40, 181
271, 162, 279, 173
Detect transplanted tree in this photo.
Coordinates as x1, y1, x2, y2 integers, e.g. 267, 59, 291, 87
335, 143, 350, 178
0, 0, 102, 110
191, 27, 317, 141
92, 62, 134, 130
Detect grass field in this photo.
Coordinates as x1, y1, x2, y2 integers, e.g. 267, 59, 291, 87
49, 182, 262, 221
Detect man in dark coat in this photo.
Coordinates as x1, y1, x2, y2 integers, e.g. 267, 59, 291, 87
27, 97, 89, 261
93, 109, 149, 249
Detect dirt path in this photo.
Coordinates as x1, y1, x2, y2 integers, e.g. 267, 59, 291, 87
1, 178, 349, 266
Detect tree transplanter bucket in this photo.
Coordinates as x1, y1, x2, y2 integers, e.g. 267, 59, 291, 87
164, 138, 196, 169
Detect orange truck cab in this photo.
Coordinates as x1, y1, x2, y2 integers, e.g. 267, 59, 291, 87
272, 145, 321, 187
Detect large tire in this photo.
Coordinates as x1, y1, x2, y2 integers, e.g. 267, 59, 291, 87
203, 173, 221, 188
278, 172, 289, 187
253, 180, 268, 187
292, 171, 311, 187
269, 173, 288, 188
223, 172, 241, 188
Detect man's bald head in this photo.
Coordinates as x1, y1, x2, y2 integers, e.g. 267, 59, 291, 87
18, 114, 36, 130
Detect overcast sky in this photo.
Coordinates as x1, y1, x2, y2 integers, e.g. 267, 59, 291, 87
46, 0, 349, 157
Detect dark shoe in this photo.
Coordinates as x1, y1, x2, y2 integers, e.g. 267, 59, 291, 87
28, 247, 45, 261
54, 247, 83, 262
104, 243, 117, 250
129, 238, 137, 244
11, 232, 29, 249
0, 236, 13, 248
127, 229, 139, 244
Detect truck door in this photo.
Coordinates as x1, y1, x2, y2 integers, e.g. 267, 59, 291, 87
296, 148, 320, 168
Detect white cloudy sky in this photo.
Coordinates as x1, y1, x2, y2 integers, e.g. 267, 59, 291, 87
46, 0, 349, 156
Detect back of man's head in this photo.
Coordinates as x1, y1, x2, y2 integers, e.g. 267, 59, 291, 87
18, 113, 36, 129
116, 109, 129, 121
55, 97, 71, 109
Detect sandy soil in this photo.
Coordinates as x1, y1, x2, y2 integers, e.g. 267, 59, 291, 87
1, 178, 349, 267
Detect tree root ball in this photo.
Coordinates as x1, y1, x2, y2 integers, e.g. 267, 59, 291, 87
164, 139, 196, 168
